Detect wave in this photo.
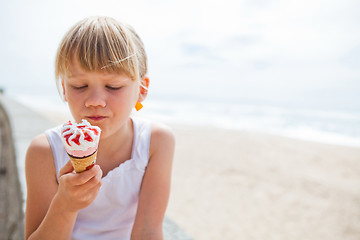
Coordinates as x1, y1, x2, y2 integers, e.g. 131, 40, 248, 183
13, 94, 360, 147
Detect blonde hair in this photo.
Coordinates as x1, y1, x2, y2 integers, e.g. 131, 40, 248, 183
55, 16, 147, 93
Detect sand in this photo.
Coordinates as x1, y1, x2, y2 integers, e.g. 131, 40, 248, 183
39, 108, 360, 240
167, 124, 360, 240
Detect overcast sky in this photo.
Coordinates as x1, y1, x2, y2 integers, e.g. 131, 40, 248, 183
0, 0, 359, 110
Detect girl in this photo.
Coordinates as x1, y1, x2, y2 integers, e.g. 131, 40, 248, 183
25, 16, 175, 240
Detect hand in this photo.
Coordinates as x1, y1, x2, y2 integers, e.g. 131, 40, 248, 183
56, 160, 102, 212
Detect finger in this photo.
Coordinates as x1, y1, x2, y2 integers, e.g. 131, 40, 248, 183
72, 165, 102, 186
84, 169, 103, 191
59, 160, 74, 177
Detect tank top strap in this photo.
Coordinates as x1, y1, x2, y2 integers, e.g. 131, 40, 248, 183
45, 126, 70, 182
131, 117, 152, 171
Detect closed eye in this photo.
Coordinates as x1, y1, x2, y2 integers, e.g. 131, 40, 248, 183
106, 86, 122, 90
72, 85, 88, 90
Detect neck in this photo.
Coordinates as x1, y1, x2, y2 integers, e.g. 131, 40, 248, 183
97, 118, 134, 162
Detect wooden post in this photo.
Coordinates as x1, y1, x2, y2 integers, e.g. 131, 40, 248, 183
0, 101, 24, 239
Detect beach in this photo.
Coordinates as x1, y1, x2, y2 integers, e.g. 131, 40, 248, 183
4, 97, 360, 240
167, 125, 360, 240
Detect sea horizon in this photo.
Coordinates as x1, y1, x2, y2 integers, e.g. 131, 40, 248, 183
6, 91, 360, 148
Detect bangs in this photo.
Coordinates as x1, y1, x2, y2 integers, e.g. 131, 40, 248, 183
56, 17, 145, 80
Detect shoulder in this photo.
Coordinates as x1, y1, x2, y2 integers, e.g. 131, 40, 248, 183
26, 133, 56, 177
131, 123, 175, 236
148, 122, 175, 165
25, 134, 58, 238
26, 133, 52, 161
150, 122, 175, 156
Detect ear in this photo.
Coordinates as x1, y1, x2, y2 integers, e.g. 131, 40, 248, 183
61, 80, 68, 102
137, 76, 149, 102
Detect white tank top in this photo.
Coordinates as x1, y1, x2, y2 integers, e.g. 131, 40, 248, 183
45, 117, 151, 240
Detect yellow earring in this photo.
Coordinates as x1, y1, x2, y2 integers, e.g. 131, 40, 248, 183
135, 102, 143, 111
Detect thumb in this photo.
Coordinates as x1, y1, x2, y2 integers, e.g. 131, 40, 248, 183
59, 160, 74, 177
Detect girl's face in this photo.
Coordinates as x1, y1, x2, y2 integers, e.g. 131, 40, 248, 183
62, 58, 141, 139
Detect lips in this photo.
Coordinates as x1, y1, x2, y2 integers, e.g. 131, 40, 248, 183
87, 115, 107, 121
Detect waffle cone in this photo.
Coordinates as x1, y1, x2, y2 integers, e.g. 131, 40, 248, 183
68, 150, 97, 173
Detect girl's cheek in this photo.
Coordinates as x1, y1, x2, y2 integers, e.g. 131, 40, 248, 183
67, 88, 83, 100
66, 94, 81, 109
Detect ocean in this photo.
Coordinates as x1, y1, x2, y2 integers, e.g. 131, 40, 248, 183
12, 92, 360, 148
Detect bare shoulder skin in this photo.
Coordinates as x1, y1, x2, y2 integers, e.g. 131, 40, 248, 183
25, 133, 59, 238
131, 123, 175, 240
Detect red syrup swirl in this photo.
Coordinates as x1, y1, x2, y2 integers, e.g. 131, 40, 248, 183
62, 125, 99, 146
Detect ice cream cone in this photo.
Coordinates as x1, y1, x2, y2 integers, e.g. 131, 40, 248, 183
60, 119, 101, 173
68, 150, 98, 173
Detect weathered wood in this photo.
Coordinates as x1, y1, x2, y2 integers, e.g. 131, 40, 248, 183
0, 100, 24, 240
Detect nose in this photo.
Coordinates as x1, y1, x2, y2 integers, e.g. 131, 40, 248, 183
85, 88, 106, 108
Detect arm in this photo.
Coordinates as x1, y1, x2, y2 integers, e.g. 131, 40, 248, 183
131, 124, 175, 240
25, 134, 102, 240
